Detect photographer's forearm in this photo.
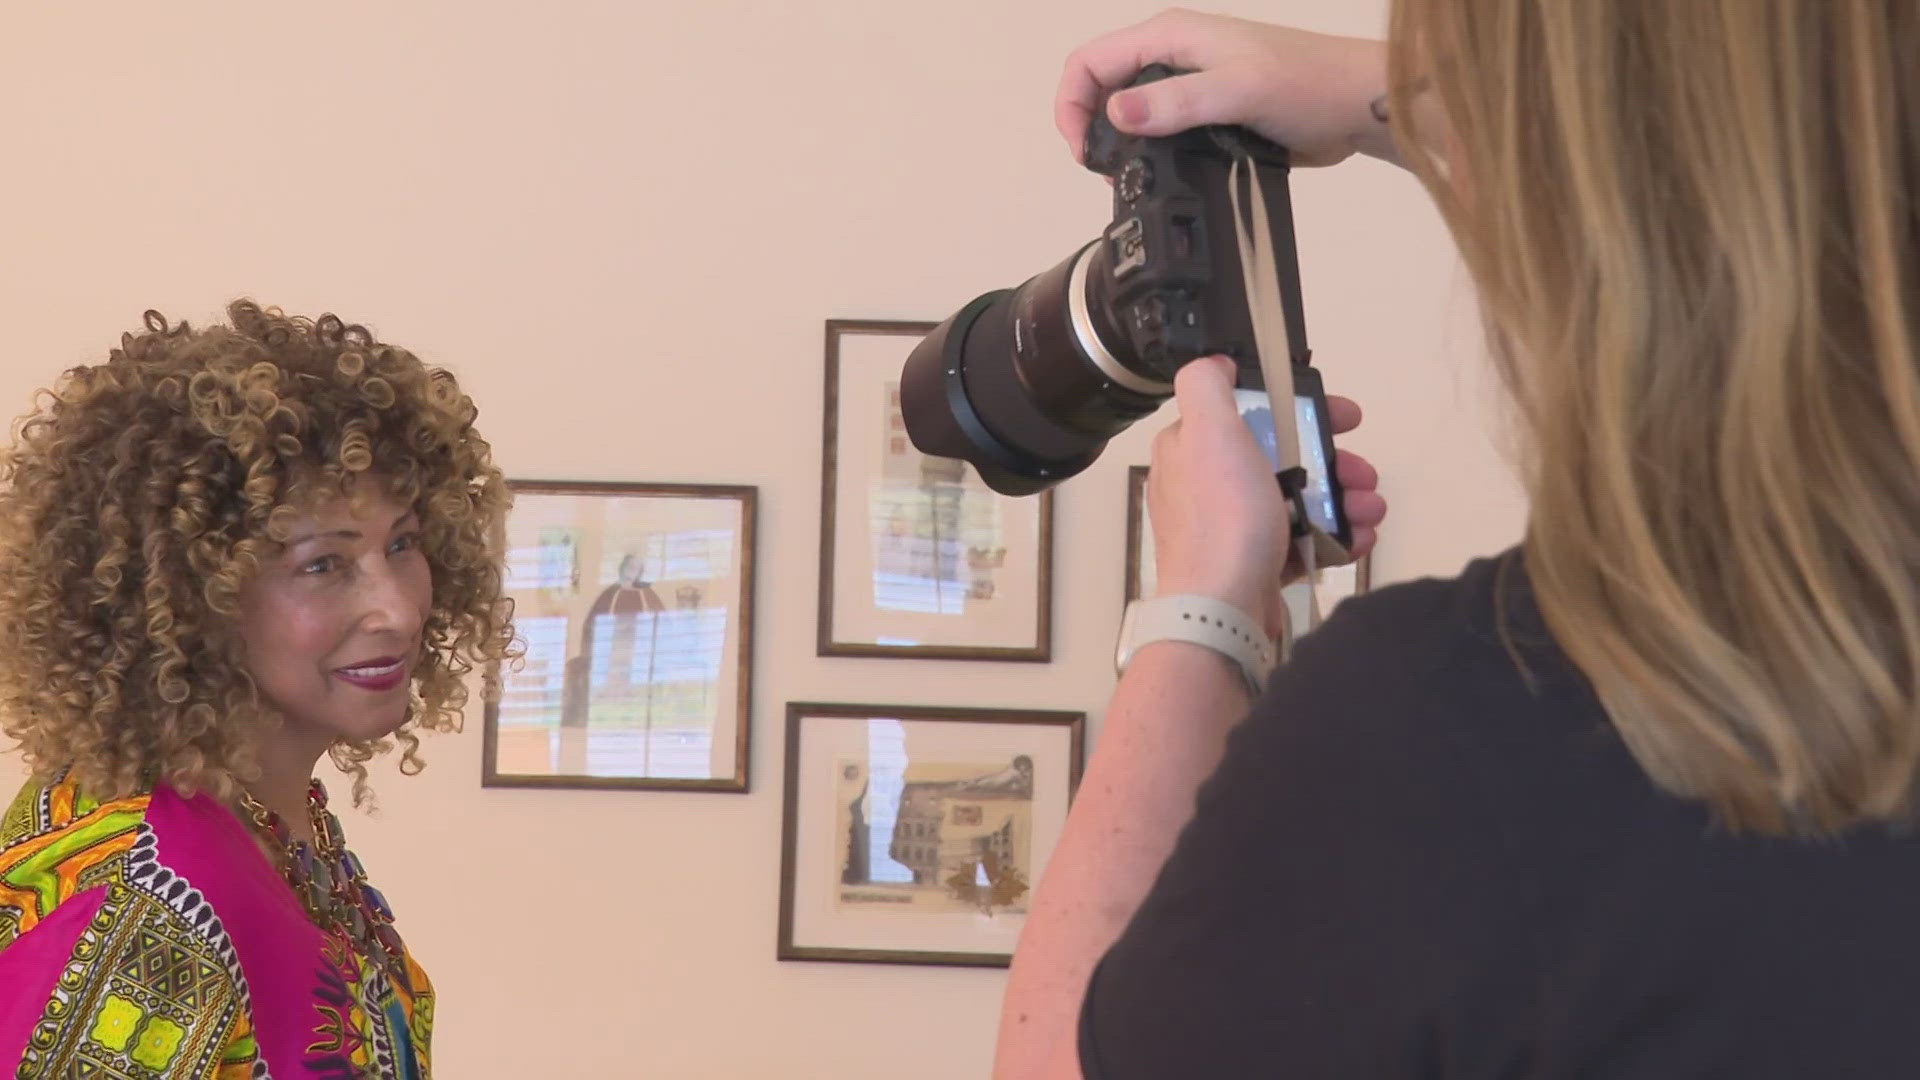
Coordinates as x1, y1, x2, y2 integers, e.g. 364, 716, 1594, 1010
993, 642, 1249, 1080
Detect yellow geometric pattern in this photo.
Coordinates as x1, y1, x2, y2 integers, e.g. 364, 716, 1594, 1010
5, 776, 265, 1078
18, 880, 255, 1077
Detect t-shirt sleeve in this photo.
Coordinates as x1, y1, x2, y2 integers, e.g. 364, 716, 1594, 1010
4, 882, 259, 1077
1078, 580, 1513, 1078
0, 886, 105, 1062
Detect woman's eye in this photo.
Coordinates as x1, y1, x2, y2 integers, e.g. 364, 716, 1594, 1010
390, 533, 421, 555
301, 555, 343, 576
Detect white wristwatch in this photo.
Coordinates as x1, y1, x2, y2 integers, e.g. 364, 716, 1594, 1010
1115, 594, 1277, 697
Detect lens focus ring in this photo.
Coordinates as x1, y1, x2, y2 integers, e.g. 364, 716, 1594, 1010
1069, 244, 1172, 397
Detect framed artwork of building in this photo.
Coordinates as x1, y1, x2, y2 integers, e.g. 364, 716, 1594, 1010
817, 319, 1054, 661
482, 480, 756, 792
1124, 464, 1371, 632
778, 702, 1085, 967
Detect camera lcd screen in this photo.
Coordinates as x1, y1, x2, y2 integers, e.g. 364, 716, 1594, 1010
1293, 394, 1339, 537
1233, 388, 1340, 539
1234, 389, 1283, 469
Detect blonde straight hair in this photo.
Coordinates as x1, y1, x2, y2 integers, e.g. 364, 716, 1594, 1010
1388, 0, 1920, 833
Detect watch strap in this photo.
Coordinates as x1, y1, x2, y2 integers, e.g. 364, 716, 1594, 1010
1116, 594, 1275, 696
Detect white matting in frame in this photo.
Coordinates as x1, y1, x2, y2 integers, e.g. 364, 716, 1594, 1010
483, 480, 755, 792
817, 320, 1053, 661
778, 702, 1084, 967
1124, 465, 1370, 635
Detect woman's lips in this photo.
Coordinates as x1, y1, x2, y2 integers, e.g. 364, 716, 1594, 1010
333, 657, 409, 692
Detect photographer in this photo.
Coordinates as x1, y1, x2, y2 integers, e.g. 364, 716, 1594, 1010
998, 6, 1920, 1079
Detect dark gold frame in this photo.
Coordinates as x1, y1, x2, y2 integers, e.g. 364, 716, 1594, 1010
482, 479, 756, 793
1124, 465, 1152, 603
817, 319, 1054, 661
777, 701, 1086, 967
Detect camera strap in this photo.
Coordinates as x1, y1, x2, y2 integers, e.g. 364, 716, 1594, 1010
1228, 153, 1326, 638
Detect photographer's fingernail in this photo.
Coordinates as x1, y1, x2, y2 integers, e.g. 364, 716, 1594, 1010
1111, 91, 1150, 127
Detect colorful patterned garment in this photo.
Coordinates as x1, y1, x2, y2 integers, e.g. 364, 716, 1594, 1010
0, 775, 433, 1078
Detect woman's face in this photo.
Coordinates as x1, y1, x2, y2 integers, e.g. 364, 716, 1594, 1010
235, 479, 431, 749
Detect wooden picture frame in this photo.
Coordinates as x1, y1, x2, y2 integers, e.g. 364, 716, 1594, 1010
817, 319, 1054, 661
482, 480, 756, 792
778, 701, 1085, 967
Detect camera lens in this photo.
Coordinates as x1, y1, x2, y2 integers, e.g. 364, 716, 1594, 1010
899, 242, 1172, 496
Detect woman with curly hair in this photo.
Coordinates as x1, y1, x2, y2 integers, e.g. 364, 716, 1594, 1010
0, 301, 514, 1077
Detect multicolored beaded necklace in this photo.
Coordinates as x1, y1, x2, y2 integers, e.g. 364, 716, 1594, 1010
238, 778, 410, 986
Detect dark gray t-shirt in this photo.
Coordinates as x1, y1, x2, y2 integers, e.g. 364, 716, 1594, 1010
1080, 553, 1920, 1078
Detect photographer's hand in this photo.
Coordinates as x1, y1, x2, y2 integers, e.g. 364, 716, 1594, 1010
1151, 356, 1385, 637
1056, 10, 1400, 169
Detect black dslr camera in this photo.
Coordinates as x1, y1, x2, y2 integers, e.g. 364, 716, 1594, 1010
899, 66, 1349, 552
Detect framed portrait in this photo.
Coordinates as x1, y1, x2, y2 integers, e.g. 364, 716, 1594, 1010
1124, 465, 1371, 633
817, 319, 1054, 661
482, 480, 756, 792
778, 702, 1085, 967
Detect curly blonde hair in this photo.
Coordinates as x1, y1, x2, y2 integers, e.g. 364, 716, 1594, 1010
0, 300, 516, 806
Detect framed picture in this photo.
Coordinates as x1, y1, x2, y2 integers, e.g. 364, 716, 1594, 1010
817, 319, 1054, 661
1124, 465, 1371, 631
482, 480, 756, 792
778, 702, 1085, 967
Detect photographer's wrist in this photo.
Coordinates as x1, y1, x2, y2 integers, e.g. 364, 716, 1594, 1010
1341, 40, 1399, 163
1126, 638, 1255, 698
1119, 592, 1275, 698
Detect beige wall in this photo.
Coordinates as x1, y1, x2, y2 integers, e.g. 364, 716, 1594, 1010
0, 1, 1523, 1076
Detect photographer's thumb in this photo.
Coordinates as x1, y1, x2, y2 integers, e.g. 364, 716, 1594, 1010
1108, 69, 1257, 138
